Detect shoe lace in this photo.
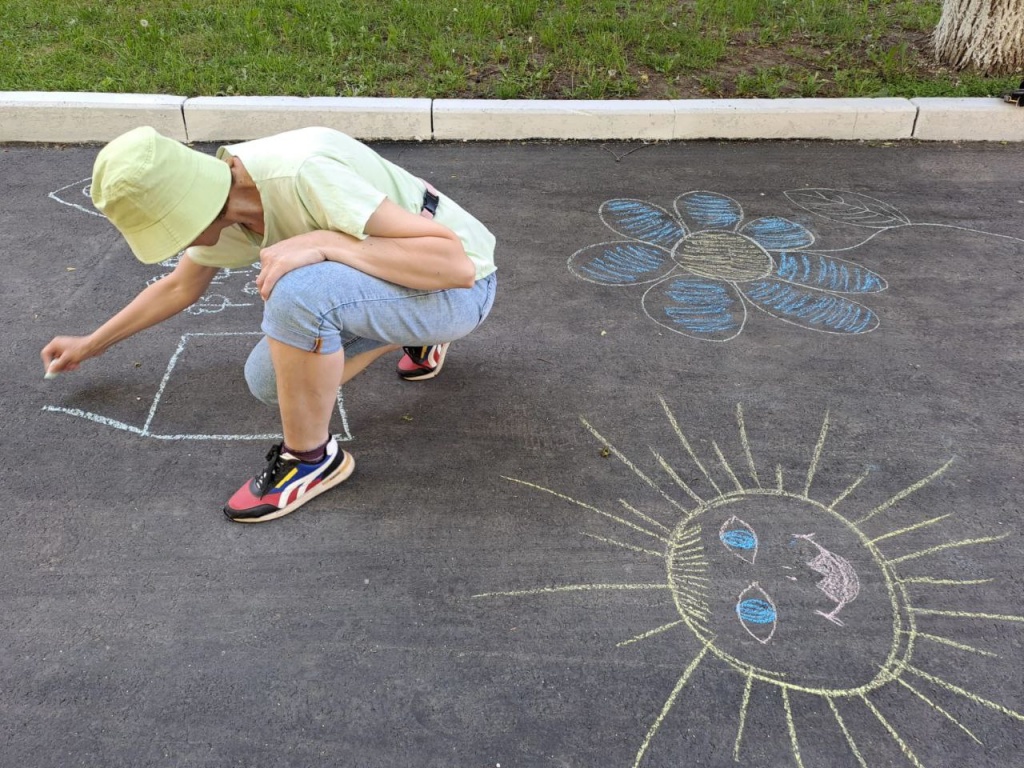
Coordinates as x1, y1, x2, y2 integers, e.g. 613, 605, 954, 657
404, 345, 434, 365
254, 443, 286, 495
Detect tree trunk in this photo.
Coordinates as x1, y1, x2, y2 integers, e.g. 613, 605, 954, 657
934, 0, 1024, 75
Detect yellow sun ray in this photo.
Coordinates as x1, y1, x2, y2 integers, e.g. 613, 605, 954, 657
669, 572, 710, 590
889, 533, 1010, 565
473, 583, 670, 599
672, 557, 707, 571
712, 440, 744, 492
911, 608, 1024, 624
775, 464, 784, 491
658, 395, 723, 495
671, 587, 710, 609
861, 694, 925, 768
581, 532, 664, 559
502, 476, 670, 545
651, 449, 704, 504
672, 591, 710, 614
672, 553, 709, 563
855, 458, 955, 525
581, 418, 695, 519
617, 620, 687, 648
734, 670, 754, 761
828, 469, 871, 511
671, 543, 705, 556
671, 553, 708, 567
896, 678, 983, 745
868, 513, 954, 545
906, 665, 1024, 724
782, 688, 805, 768
735, 404, 762, 488
673, 528, 703, 547
673, 605, 711, 626
907, 630, 998, 658
826, 698, 869, 768
804, 409, 830, 497
619, 499, 672, 534
632, 643, 712, 768
899, 576, 994, 587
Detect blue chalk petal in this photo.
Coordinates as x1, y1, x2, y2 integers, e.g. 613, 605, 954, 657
775, 252, 887, 294
569, 241, 673, 285
740, 217, 815, 251
741, 278, 879, 334
642, 276, 746, 342
675, 192, 744, 230
600, 199, 687, 249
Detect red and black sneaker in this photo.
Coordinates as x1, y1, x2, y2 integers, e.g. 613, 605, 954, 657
396, 342, 450, 381
224, 437, 354, 523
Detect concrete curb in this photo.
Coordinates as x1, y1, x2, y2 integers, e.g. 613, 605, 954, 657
0, 92, 189, 143
1, 92, 1021, 143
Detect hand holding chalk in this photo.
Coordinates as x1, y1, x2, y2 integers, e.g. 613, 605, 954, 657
42, 335, 94, 380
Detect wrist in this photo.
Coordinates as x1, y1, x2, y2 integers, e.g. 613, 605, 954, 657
84, 332, 109, 358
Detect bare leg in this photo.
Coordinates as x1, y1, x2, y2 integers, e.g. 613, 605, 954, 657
341, 344, 399, 385
268, 338, 345, 452
268, 341, 401, 451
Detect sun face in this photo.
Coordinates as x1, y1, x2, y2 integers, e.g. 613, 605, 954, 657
478, 399, 1024, 767
667, 490, 909, 697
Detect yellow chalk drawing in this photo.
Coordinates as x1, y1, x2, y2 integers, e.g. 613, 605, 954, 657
782, 688, 805, 768
477, 400, 1024, 767
734, 670, 754, 762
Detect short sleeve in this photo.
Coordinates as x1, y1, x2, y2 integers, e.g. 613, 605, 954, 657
296, 156, 387, 240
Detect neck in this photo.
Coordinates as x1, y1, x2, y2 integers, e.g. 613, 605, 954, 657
226, 157, 265, 234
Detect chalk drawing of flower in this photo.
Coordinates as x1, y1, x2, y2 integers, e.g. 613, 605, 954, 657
569, 192, 887, 342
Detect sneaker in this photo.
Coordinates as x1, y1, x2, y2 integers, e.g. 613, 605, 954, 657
223, 437, 354, 523
397, 342, 450, 381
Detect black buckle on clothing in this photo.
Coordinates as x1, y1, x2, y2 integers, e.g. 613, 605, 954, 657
422, 188, 440, 216
1003, 80, 1024, 107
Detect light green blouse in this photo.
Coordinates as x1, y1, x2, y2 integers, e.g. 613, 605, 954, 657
187, 127, 496, 281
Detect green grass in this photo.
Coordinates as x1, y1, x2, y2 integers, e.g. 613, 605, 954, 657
0, 0, 1016, 99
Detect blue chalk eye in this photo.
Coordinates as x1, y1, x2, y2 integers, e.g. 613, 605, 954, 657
736, 582, 778, 644
720, 515, 758, 564
722, 530, 757, 550
738, 599, 776, 624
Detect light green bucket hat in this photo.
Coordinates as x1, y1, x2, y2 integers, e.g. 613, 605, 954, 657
91, 126, 232, 264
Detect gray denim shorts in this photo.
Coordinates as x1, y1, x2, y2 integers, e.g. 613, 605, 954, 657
244, 261, 496, 404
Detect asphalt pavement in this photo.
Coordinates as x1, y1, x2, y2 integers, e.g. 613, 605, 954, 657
4, 138, 1024, 767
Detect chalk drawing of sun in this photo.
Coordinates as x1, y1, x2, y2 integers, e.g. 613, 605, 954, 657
477, 398, 1023, 767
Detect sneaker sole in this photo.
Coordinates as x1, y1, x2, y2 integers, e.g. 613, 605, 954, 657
230, 450, 355, 524
398, 344, 449, 382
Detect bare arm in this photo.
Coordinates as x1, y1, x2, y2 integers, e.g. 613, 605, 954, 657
42, 254, 218, 373
255, 198, 476, 299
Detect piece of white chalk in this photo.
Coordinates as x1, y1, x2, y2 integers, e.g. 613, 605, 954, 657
44, 363, 59, 380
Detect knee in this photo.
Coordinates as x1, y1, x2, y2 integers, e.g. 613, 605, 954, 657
244, 343, 278, 406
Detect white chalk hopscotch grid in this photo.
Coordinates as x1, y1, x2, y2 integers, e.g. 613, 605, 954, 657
43, 332, 353, 442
